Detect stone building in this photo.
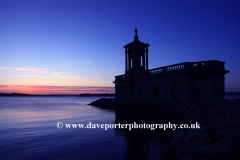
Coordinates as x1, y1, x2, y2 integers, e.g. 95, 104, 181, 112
113, 29, 229, 101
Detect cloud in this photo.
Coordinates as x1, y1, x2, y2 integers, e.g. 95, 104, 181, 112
53, 72, 74, 75
51, 73, 112, 86
68, 80, 105, 86
67, 62, 82, 64
0, 85, 9, 88
61, 64, 70, 67
64, 75, 108, 81
52, 73, 109, 83
0, 67, 47, 72
67, 61, 91, 65
53, 73, 73, 83
2, 72, 112, 87
11, 75, 52, 78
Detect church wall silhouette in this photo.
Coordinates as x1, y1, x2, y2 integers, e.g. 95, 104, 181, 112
114, 29, 229, 101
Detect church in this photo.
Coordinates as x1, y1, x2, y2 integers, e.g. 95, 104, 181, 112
113, 29, 229, 101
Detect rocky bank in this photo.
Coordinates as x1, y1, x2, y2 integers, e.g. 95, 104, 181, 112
88, 98, 240, 159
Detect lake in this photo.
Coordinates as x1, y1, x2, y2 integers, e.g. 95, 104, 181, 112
0, 96, 162, 160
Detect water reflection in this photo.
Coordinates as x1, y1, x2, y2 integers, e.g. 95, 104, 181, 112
115, 111, 165, 160
0, 96, 164, 159
0, 96, 126, 160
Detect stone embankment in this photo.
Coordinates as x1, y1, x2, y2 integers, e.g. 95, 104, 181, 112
88, 98, 240, 159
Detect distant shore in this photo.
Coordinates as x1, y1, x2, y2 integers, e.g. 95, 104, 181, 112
0, 93, 33, 96
0, 92, 239, 97
78, 93, 115, 97
0, 93, 116, 96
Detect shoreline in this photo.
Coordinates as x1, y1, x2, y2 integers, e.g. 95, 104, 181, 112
89, 98, 240, 159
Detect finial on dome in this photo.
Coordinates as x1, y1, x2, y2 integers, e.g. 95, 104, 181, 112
135, 28, 138, 34
134, 28, 139, 42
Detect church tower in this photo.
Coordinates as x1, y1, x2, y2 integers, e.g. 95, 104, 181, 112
124, 29, 150, 75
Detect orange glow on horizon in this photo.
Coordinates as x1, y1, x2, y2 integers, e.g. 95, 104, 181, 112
0, 85, 115, 95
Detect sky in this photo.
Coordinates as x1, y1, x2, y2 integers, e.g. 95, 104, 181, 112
0, 0, 239, 94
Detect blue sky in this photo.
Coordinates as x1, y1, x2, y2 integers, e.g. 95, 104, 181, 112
0, 0, 239, 94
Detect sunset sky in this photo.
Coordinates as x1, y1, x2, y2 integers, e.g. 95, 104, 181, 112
0, 0, 240, 94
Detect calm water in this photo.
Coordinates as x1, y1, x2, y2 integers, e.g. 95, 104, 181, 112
0, 96, 161, 160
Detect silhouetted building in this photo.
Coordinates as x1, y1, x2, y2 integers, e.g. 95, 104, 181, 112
114, 29, 229, 101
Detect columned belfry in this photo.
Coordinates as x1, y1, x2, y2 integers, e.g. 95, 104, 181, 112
124, 29, 149, 74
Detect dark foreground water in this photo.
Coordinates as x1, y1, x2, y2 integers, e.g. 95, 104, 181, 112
0, 96, 162, 160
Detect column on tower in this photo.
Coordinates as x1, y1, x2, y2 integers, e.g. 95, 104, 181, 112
128, 52, 131, 69
146, 47, 148, 70
142, 51, 145, 69
125, 49, 127, 71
